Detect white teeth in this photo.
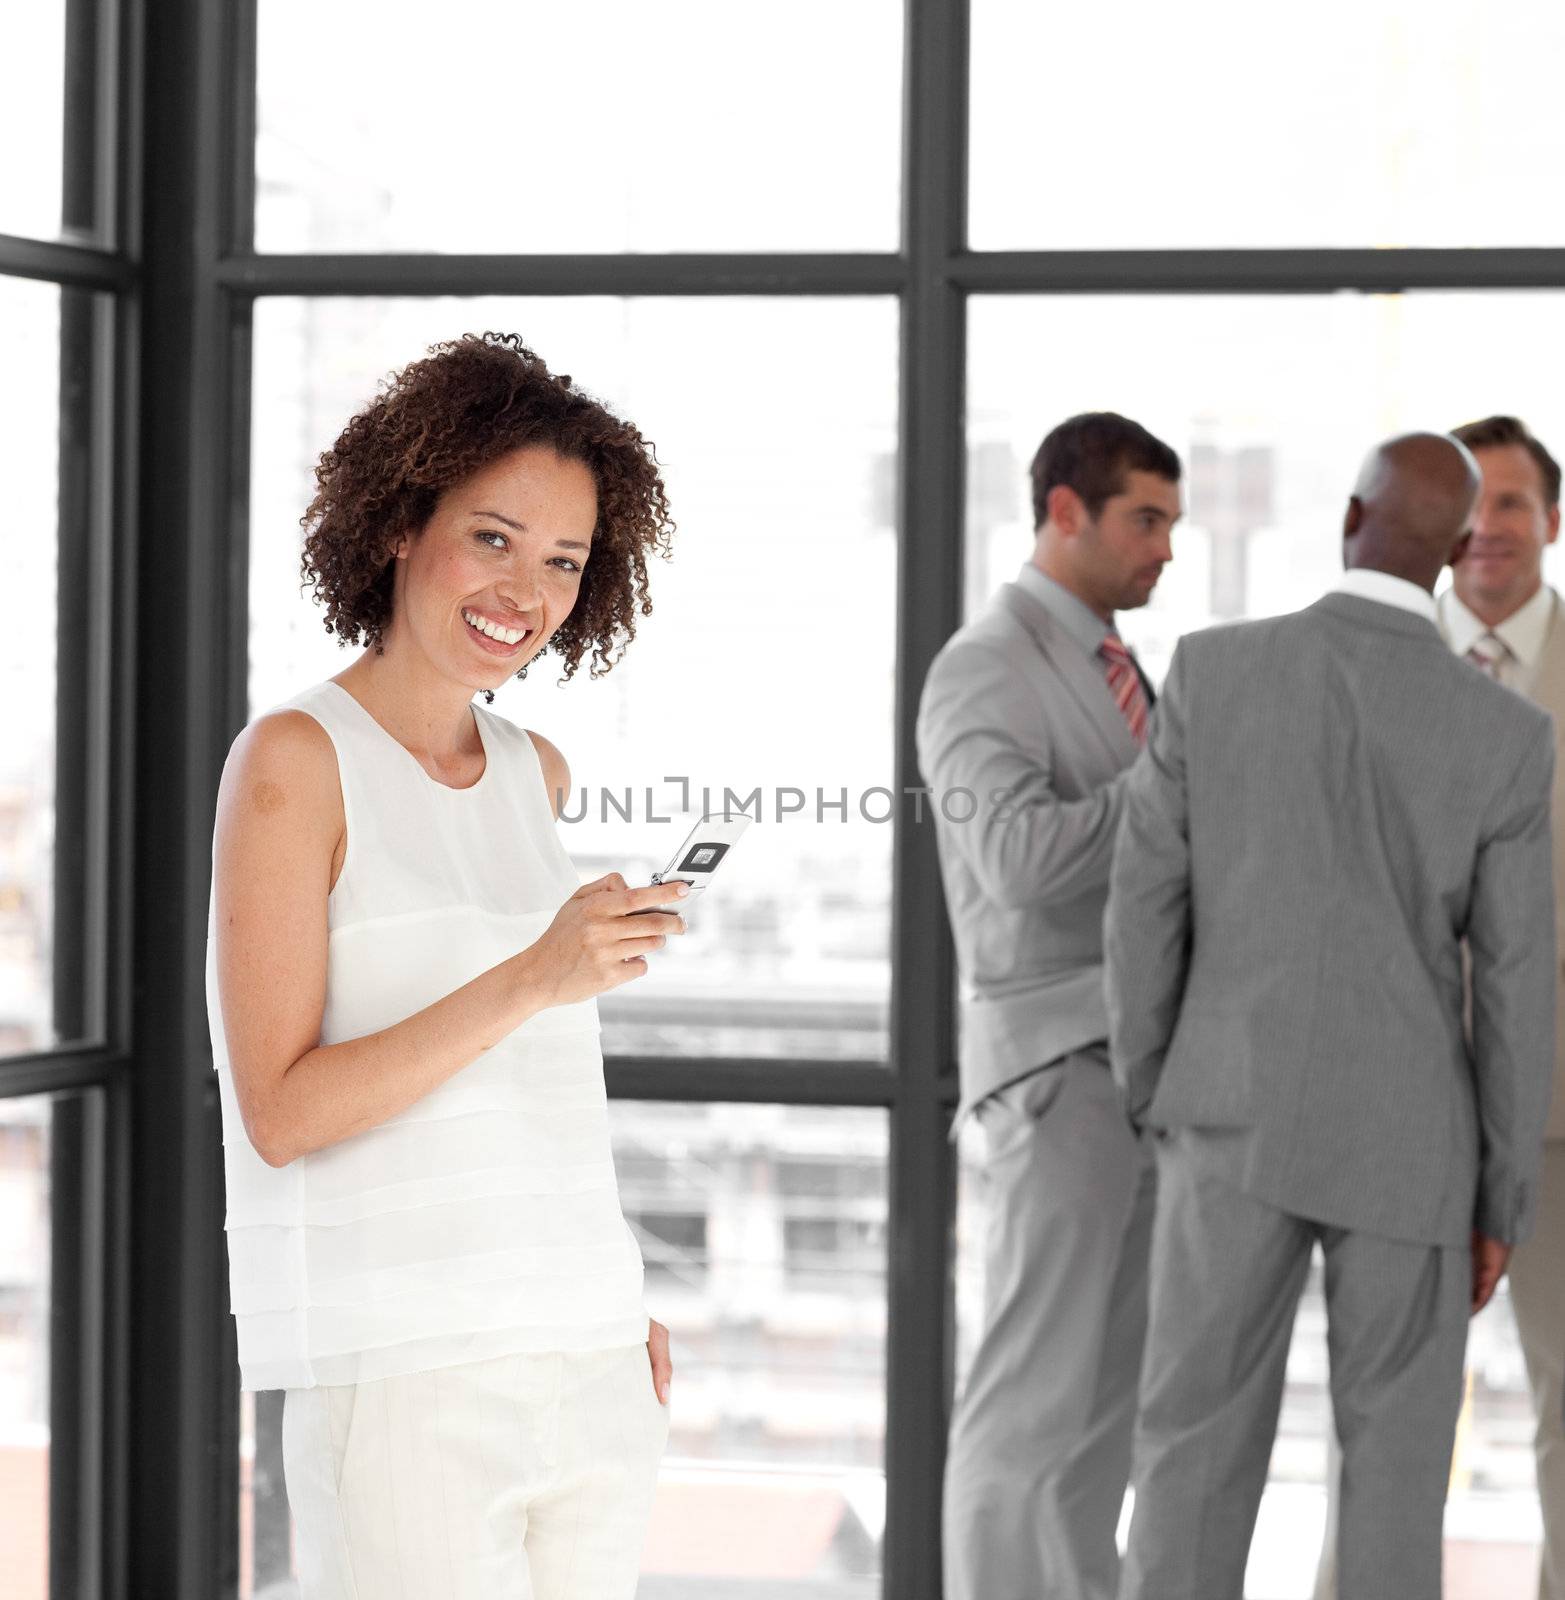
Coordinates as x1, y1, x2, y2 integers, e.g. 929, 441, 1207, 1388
463, 609, 527, 646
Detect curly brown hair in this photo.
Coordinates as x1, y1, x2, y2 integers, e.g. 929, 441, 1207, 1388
300, 331, 674, 689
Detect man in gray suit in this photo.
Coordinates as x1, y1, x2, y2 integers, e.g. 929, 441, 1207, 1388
917, 412, 1182, 1600
1106, 432, 1556, 1599
1315, 416, 1565, 1598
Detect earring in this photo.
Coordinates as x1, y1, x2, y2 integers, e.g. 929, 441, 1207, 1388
482, 688, 495, 705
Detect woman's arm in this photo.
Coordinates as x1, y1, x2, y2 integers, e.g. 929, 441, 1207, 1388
213, 711, 684, 1167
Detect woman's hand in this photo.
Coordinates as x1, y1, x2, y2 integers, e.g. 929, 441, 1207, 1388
518, 872, 687, 1008
647, 1317, 672, 1405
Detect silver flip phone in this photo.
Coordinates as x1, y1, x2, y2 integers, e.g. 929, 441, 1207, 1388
633, 813, 753, 909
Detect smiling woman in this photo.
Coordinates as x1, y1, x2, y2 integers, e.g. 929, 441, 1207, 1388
299, 331, 673, 695
207, 331, 690, 1600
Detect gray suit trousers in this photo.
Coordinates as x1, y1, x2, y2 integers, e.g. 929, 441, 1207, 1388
944, 1049, 1155, 1600
1123, 1132, 1469, 1600
1316, 1139, 1565, 1600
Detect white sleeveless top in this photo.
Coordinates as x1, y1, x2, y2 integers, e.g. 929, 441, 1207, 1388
206, 680, 647, 1392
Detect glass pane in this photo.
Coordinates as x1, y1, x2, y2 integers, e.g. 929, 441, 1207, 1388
615, 1101, 886, 1598
0, 1095, 56, 1600
967, 292, 1565, 674
255, 1, 902, 253
0, 5, 66, 240
962, 291, 1561, 1591
0, 277, 67, 1055
969, 1, 1565, 249
238, 1387, 290, 1598
249, 297, 897, 1060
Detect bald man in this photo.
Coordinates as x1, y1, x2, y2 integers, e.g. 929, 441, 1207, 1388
1105, 434, 1557, 1598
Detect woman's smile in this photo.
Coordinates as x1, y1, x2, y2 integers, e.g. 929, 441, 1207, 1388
461, 605, 533, 657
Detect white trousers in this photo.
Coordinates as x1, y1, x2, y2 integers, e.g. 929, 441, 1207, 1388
281, 1342, 668, 1600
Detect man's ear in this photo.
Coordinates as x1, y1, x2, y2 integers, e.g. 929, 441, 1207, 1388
1342, 495, 1364, 541
1449, 527, 1473, 568
1046, 483, 1087, 539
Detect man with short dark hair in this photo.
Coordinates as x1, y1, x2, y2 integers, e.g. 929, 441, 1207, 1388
917, 411, 1181, 1600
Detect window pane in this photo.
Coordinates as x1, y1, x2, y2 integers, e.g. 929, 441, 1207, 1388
616, 1101, 886, 1598
0, 6, 65, 240
969, 1, 1565, 249
255, 1, 902, 253
962, 291, 1561, 1590
0, 1096, 57, 1600
249, 297, 897, 1060
238, 1389, 290, 1598
0, 277, 71, 1056
968, 292, 1565, 673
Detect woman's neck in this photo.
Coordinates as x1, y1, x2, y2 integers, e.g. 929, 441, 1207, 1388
333, 640, 480, 766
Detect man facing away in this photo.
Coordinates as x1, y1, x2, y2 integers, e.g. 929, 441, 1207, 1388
917, 412, 1181, 1600
1107, 433, 1557, 1600
1313, 415, 1565, 1599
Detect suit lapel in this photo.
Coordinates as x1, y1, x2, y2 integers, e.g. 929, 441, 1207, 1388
997, 583, 1140, 767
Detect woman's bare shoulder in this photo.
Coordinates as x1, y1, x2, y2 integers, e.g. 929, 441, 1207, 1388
219, 708, 343, 834
524, 729, 570, 821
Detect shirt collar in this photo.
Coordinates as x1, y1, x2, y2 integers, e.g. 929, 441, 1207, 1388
1330, 567, 1439, 625
1437, 582, 1555, 668
1014, 561, 1114, 657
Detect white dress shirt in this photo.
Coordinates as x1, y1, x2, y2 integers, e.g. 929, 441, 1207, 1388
1015, 560, 1113, 658
1330, 567, 1439, 625
1437, 582, 1556, 695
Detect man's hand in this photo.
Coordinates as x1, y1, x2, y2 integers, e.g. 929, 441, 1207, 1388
1470, 1230, 1512, 1315
647, 1317, 673, 1405
1113, 1080, 1148, 1139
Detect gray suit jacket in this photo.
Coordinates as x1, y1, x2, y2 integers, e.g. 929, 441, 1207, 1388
917, 580, 1145, 1124
1105, 591, 1556, 1248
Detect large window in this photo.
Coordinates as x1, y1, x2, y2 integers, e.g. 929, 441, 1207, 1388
0, 7, 68, 242
254, 2, 903, 255
0, 1096, 56, 1600
0, 278, 65, 1058
0, 1, 120, 1594
962, 290, 1565, 1589
7, 0, 1565, 1596
967, 292, 1565, 671
968, 1, 1565, 249
223, 2, 1565, 1594
617, 1103, 887, 1597
248, 294, 899, 1062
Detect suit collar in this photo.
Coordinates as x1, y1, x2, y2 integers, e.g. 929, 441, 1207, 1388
1012, 561, 1113, 656
996, 583, 1141, 766
1331, 567, 1438, 624
1310, 590, 1445, 641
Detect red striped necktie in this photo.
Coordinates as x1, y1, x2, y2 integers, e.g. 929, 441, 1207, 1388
1099, 633, 1150, 745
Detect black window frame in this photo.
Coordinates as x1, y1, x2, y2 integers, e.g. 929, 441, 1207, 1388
4, 2, 1565, 1597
